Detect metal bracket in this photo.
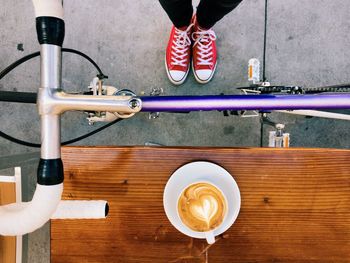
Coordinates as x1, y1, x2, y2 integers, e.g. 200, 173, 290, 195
86, 77, 139, 125
148, 87, 163, 119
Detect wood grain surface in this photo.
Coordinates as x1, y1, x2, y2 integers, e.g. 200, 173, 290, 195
51, 147, 350, 263
0, 182, 16, 263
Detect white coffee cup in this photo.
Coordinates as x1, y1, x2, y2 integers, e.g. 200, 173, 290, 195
163, 161, 241, 244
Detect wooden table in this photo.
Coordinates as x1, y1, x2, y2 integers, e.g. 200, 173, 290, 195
51, 147, 350, 263
0, 182, 16, 263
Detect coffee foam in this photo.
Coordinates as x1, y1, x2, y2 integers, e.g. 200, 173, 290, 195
178, 182, 227, 232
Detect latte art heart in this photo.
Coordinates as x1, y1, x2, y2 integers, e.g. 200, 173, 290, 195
178, 182, 227, 232
190, 195, 218, 226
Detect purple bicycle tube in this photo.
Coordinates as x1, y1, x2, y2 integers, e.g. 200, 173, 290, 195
140, 94, 350, 112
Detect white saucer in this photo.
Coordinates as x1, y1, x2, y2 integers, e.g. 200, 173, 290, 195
163, 161, 241, 239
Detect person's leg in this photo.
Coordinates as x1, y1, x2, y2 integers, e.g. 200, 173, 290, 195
159, 0, 193, 28
159, 0, 194, 85
196, 0, 243, 29
191, 0, 243, 84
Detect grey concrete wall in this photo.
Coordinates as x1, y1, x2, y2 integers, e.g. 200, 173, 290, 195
0, 0, 349, 262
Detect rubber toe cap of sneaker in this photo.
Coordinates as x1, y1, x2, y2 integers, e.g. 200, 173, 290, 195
169, 70, 187, 84
195, 69, 213, 83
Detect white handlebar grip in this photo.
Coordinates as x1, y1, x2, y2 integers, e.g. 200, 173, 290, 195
32, 0, 64, 19
51, 200, 109, 219
0, 184, 63, 236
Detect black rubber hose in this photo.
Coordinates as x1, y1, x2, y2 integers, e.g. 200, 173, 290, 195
0, 48, 106, 80
0, 90, 37, 103
0, 118, 123, 148
0, 52, 39, 80
0, 130, 40, 147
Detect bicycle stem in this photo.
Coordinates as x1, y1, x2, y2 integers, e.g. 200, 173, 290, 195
0, 0, 66, 236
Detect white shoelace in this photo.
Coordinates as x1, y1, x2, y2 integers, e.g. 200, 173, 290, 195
171, 24, 193, 67
192, 29, 217, 66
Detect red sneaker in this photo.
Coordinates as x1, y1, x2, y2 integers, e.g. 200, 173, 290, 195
165, 24, 193, 85
192, 23, 217, 84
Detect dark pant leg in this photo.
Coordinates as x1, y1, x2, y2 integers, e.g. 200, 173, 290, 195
159, 0, 193, 28
197, 0, 243, 29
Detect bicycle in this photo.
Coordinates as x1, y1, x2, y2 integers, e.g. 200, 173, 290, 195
0, 0, 349, 236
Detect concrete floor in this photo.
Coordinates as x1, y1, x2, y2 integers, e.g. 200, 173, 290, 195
0, 0, 349, 262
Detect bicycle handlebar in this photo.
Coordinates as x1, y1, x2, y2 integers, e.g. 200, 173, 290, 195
0, 0, 66, 236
